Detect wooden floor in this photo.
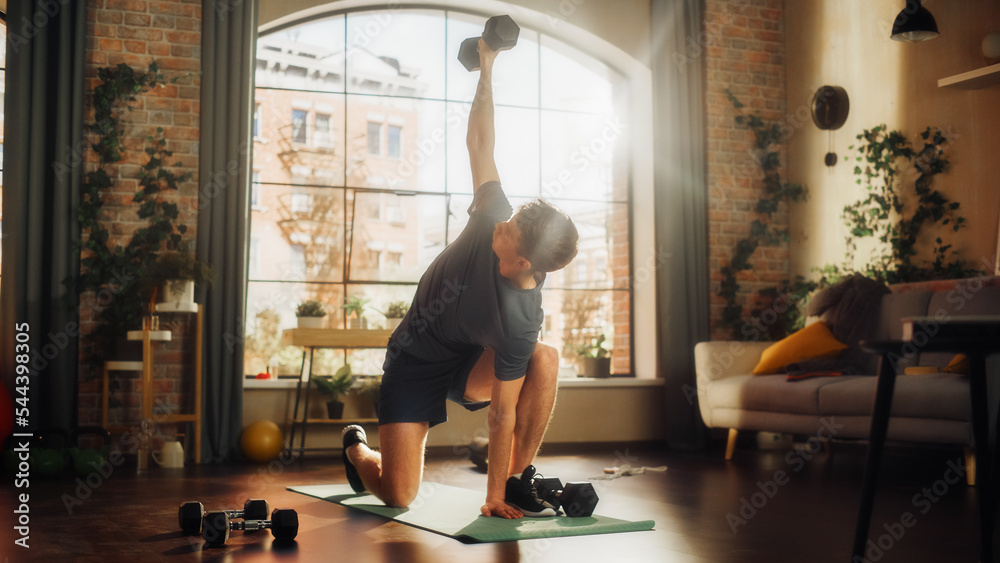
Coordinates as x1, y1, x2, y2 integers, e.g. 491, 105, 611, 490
1, 438, 993, 562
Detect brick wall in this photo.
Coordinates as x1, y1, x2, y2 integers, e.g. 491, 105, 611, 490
77, 0, 202, 430
704, 0, 788, 340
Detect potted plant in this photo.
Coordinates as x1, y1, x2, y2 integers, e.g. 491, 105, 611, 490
147, 249, 216, 308
358, 374, 381, 418
342, 295, 370, 329
296, 299, 327, 329
574, 334, 612, 378
311, 365, 354, 419
383, 300, 409, 330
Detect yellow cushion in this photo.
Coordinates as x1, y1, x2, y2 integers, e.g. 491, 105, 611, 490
903, 366, 940, 375
752, 321, 848, 375
943, 354, 970, 375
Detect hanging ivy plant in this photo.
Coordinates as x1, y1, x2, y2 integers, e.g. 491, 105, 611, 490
719, 90, 980, 341
64, 62, 194, 389
718, 89, 807, 339
840, 124, 977, 284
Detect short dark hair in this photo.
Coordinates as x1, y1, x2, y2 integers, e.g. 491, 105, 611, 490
514, 199, 579, 273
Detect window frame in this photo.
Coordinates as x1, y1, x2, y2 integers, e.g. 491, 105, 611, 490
250, 4, 656, 379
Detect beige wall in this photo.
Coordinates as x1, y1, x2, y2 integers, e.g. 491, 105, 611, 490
258, 0, 651, 67
786, 0, 1000, 277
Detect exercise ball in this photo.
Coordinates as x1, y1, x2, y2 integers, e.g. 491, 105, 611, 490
240, 420, 284, 462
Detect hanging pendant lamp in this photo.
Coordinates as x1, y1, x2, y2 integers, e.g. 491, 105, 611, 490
891, 0, 939, 42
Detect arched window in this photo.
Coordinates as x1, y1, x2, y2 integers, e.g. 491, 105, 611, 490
246, 8, 632, 378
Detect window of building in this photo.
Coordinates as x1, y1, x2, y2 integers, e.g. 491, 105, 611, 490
291, 109, 308, 144
290, 193, 312, 213
253, 103, 262, 138
367, 121, 382, 156
251, 170, 262, 209
387, 124, 402, 159
315, 112, 333, 148
247, 9, 631, 378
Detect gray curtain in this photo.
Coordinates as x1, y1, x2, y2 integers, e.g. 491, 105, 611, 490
197, 0, 257, 462
0, 1, 86, 431
651, 0, 711, 449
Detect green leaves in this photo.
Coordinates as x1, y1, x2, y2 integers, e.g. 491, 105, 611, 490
841, 125, 975, 284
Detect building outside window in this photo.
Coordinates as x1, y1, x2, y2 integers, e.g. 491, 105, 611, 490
247, 9, 631, 378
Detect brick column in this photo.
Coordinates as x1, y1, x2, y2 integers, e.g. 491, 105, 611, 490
78, 0, 202, 428
704, 0, 787, 340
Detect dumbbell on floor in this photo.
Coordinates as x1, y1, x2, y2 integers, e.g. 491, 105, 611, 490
534, 477, 600, 518
203, 508, 299, 545
458, 15, 520, 72
178, 499, 270, 535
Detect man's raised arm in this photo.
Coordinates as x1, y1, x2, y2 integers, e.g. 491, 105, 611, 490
467, 38, 501, 195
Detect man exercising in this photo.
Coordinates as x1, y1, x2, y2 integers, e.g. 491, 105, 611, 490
341, 37, 579, 519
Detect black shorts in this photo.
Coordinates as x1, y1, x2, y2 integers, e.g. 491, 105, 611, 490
378, 347, 491, 428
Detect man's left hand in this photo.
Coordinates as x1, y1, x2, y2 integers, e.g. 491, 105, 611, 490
481, 497, 523, 519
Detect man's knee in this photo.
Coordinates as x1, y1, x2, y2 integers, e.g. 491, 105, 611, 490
381, 481, 419, 508
531, 342, 560, 373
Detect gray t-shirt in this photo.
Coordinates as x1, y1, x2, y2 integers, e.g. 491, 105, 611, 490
387, 182, 544, 381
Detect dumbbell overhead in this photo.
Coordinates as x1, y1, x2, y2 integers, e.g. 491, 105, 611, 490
178, 499, 270, 535
534, 477, 600, 518
202, 508, 299, 545
458, 15, 520, 72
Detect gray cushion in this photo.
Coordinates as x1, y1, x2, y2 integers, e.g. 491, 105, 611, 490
709, 375, 845, 415
874, 291, 932, 371
919, 286, 1000, 367
876, 291, 932, 341
818, 373, 969, 421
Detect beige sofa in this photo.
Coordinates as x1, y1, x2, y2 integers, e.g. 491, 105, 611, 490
694, 281, 1000, 485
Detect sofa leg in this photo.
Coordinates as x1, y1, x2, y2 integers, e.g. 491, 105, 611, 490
964, 446, 977, 486
725, 429, 738, 461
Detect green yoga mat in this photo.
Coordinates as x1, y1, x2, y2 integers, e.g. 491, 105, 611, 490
289, 482, 655, 543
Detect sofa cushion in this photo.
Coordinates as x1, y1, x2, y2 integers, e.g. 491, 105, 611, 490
873, 291, 932, 371
919, 286, 1000, 367
818, 373, 969, 421
752, 321, 847, 375
709, 374, 845, 415
876, 291, 932, 341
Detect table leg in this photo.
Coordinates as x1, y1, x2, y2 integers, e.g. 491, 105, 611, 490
298, 348, 315, 458
852, 354, 898, 559
969, 353, 993, 563
287, 349, 308, 459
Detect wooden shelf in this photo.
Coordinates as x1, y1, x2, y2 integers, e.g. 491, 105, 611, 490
938, 63, 1000, 89
281, 328, 393, 348
298, 418, 379, 424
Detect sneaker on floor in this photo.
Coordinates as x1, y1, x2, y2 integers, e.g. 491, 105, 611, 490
342, 425, 367, 493
505, 465, 559, 517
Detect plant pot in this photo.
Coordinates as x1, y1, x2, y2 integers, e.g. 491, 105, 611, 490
385, 317, 403, 330
326, 400, 345, 420
297, 316, 325, 329
348, 317, 368, 329
579, 357, 612, 378
161, 279, 195, 307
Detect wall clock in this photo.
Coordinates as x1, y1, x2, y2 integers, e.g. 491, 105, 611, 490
810, 85, 850, 166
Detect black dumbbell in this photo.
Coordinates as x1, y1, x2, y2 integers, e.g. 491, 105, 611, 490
203, 508, 299, 545
458, 15, 520, 72
178, 499, 270, 535
534, 477, 599, 517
